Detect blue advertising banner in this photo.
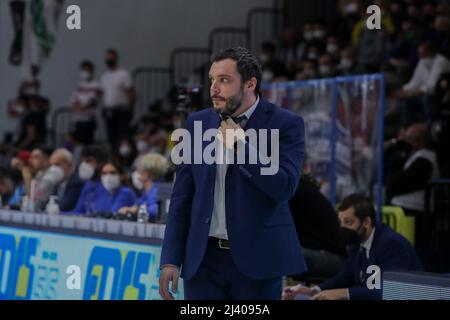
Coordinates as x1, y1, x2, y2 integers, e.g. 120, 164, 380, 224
0, 225, 183, 300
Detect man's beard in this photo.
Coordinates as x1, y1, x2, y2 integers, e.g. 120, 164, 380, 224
212, 89, 244, 119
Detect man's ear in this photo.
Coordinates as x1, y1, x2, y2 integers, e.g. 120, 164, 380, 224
247, 77, 257, 91
363, 216, 372, 228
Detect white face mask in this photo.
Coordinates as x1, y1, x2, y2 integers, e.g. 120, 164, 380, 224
303, 32, 314, 41
307, 52, 318, 60
136, 140, 149, 154
78, 162, 95, 180
326, 43, 339, 54
119, 144, 132, 157
101, 174, 120, 192
132, 171, 144, 190
340, 58, 353, 69
313, 30, 325, 39
259, 54, 270, 63
262, 70, 274, 82
46, 165, 65, 184
319, 65, 331, 76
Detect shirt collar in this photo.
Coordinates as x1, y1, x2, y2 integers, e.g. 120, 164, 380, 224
239, 95, 259, 120
360, 227, 375, 258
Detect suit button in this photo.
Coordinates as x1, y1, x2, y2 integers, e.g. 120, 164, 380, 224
205, 217, 211, 224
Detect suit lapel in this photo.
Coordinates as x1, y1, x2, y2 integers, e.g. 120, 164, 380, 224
243, 97, 272, 131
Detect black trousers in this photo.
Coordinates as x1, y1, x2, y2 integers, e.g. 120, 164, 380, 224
102, 106, 133, 147
73, 120, 96, 145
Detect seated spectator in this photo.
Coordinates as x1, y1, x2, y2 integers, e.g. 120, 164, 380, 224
28, 146, 58, 212
399, 41, 450, 98
260, 42, 288, 83
71, 160, 136, 216
69, 60, 101, 146
116, 136, 138, 170
394, 41, 450, 123
289, 158, 346, 280
336, 46, 358, 75
386, 123, 440, 213
386, 18, 420, 85
282, 194, 423, 300
77, 145, 108, 182
49, 148, 85, 212
325, 35, 341, 62
294, 60, 318, 81
7, 150, 30, 209
119, 153, 169, 222
317, 54, 337, 78
8, 70, 50, 150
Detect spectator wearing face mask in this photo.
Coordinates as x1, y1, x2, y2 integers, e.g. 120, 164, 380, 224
69, 60, 101, 146
317, 54, 336, 78
325, 36, 341, 61
295, 60, 318, 81
8, 65, 50, 151
48, 148, 85, 212
116, 137, 137, 169
304, 45, 321, 62
100, 49, 136, 148
71, 160, 136, 215
6, 150, 30, 209
259, 42, 288, 83
77, 146, 107, 181
119, 153, 169, 222
336, 47, 357, 75
27, 146, 57, 212
282, 194, 422, 300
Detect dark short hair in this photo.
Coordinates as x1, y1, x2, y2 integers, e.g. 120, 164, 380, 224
211, 47, 262, 97
102, 159, 125, 176
338, 194, 377, 226
81, 145, 109, 165
80, 60, 94, 72
106, 48, 118, 59
33, 145, 54, 158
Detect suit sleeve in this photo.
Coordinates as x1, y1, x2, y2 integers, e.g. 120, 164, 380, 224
69, 182, 91, 214
235, 115, 304, 203
319, 255, 356, 292
160, 116, 196, 268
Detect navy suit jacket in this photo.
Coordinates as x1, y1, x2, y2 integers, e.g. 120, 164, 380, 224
54, 173, 86, 212
319, 224, 423, 300
160, 97, 308, 280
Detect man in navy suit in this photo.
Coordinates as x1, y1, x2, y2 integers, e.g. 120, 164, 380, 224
49, 148, 85, 212
159, 47, 307, 300
282, 194, 423, 300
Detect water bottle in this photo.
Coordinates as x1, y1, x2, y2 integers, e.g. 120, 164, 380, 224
21, 195, 29, 212
46, 196, 60, 215
137, 204, 148, 224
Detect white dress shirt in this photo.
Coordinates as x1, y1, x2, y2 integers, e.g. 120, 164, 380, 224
208, 95, 260, 239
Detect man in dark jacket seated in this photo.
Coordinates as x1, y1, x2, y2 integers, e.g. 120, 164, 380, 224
289, 164, 346, 281
283, 194, 423, 300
